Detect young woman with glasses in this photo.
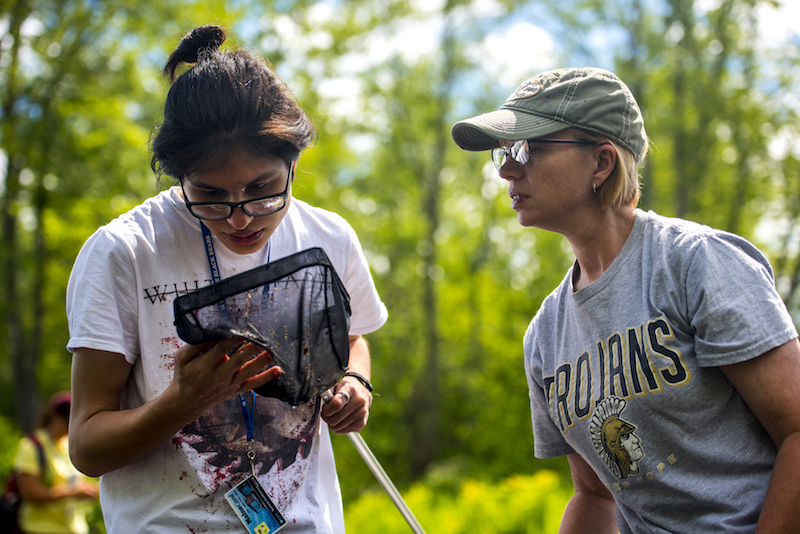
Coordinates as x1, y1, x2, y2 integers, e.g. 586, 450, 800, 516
452, 67, 800, 533
65, 25, 387, 533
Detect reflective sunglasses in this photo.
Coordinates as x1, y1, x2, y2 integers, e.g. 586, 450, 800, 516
491, 139, 594, 170
181, 166, 293, 221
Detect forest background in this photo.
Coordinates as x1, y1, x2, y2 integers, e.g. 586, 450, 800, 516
1, 0, 799, 532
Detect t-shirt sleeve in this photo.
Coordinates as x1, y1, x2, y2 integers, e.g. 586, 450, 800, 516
13, 437, 42, 477
66, 226, 140, 364
341, 226, 388, 336
686, 232, 797, 367
524, 320, 575, 459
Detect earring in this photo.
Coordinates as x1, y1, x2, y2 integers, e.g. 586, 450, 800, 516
592, 181, 597, 194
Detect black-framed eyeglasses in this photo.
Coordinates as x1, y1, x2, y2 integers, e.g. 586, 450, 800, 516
181, 166, 293, 221
491, 139, 594, 170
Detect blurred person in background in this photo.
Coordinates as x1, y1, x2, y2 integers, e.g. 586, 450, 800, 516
451, 67, 800, 533
13, 391, 98, 534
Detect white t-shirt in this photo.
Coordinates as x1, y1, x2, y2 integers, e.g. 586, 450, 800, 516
66, 188, 388, 533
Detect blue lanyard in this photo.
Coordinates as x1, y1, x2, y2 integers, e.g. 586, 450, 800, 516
201, 223, 223, 285
199, 222, 269, 446
238, 390, 256, 441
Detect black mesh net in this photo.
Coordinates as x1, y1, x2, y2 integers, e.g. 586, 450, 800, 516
173, 247, 351, 406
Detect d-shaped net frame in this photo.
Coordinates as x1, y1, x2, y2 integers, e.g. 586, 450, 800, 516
173, 247, 351, 406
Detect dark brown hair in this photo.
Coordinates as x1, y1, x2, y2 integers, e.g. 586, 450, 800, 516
151, 25, 316, 180
37, 391, 71, 429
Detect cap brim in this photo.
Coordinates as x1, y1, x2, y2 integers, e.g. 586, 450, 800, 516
451, 108, 569, 151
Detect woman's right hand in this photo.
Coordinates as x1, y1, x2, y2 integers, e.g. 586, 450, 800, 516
168, 338, 283, 419
69, 342, 282, 477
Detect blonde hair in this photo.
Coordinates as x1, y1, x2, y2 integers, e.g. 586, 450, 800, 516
571, 129, 648, 209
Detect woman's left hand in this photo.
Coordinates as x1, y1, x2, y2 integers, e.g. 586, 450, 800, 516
322, 335, 372, 433
321, 376, 372, 433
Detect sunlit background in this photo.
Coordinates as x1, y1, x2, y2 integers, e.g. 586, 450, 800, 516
1, 0, 798, 531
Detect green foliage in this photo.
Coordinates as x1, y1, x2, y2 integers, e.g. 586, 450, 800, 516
344, 470, 572, 534
1, 0, 799, 531
0, 415, 23, 478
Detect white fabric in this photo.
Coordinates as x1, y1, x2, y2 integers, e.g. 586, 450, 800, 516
66, 188, 387, 533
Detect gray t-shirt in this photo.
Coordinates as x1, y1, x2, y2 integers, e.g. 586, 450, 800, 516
525, 209, 797, 533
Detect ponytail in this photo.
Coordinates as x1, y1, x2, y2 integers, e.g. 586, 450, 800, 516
163, 25, 227, 82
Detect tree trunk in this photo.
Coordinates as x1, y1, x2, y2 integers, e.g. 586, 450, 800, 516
0, 0, 39, 432
408, 16, 459, 477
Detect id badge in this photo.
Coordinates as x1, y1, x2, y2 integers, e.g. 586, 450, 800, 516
225, 475, 286, 534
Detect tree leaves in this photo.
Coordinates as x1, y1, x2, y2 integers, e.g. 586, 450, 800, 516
0, 1, 798, 515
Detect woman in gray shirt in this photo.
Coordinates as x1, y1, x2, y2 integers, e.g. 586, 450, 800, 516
451, 67, 800, 533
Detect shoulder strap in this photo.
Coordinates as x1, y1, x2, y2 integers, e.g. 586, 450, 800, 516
26, 434, 46, 475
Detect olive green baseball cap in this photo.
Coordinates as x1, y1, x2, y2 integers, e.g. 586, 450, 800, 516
451, 67, 647, 160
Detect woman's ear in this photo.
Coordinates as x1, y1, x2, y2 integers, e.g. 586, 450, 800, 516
593, 144, 617, 188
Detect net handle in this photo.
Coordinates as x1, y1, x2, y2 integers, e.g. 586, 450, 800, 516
321, 390, 425, 534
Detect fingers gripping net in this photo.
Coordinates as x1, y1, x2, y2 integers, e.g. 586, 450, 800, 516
173, 248, 351, 406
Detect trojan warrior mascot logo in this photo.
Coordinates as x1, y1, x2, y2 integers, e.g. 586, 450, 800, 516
589, 397, 645, 478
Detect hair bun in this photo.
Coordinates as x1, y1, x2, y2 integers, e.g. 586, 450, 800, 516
183, 25, 226, 53
164, 25, 227, 81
